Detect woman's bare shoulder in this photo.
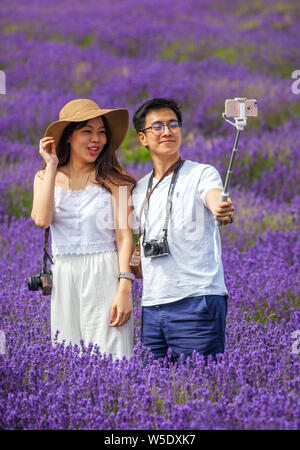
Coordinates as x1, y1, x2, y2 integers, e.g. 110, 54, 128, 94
34, 167, 67, 184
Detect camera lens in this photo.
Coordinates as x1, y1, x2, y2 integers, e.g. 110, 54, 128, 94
151, 242, 160, 255
26, 275, 42, 291
144, 241, 160, 256
143, 242, 153, 256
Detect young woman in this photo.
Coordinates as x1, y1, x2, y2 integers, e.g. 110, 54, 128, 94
31, 99, 136, 359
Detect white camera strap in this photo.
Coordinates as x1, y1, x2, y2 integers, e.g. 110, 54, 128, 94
142, 160, 185, 245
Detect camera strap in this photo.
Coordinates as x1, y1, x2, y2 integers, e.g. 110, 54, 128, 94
140, 158, 185, 244
43, 227, 54, 272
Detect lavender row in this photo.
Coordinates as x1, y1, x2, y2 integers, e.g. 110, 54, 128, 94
0, 217, 299, 429
0, 332, 299, 430
1, 55, 298, 140
1, 113, 299, 218
1, 0, 299, 73
0, 0, 299, 430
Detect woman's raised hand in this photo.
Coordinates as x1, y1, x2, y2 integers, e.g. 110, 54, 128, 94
39, 137, 58, 167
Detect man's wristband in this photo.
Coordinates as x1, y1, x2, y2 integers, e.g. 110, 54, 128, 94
118, 272, 135, 282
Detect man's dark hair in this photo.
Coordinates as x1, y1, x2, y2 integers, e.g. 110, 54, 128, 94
133, 98, 182, 133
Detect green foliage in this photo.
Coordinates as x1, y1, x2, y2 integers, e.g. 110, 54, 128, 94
161, 40, 195, 62
237, 20, 259, 30
292, 103, 300, 117
263, 102, 300, 130
2, 23, 20, 34
77, 34, 95, 49
153, 390, 164, 415
73, 79, 95, 97
214, 47, 237, 64
221, 205, 297, 252
240, 149, 275, 183
120, 128, 137, 152
5, 187, 33, 220
127, 89, 149, 106
120, 128, 152, 164
243, 293, 300, 325
48, 33, 63, 43
123, 146, 152, 164
133, 234, 139, 246
274, 1, 299, 13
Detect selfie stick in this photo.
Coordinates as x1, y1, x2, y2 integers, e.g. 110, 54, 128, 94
216, 98, 248, 227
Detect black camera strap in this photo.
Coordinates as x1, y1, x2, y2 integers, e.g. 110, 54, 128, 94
43, 227, 54, 272
141, 158, 185, 244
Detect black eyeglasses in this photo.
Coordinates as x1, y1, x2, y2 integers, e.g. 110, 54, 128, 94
141, 121, 182, 136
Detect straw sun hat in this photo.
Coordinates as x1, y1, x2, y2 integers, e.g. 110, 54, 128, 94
44, 99, 129, 151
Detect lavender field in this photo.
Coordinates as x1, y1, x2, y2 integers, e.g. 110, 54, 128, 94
0, 0, 299, 430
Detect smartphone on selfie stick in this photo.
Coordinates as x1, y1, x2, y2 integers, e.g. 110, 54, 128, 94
216, 98, 258, 227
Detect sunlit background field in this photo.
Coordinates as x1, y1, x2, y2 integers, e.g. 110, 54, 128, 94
0, 0, 299, 429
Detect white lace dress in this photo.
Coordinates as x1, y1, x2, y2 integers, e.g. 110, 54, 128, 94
49, 185, 133, 359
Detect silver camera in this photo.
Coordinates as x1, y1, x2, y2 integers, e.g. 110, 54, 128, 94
143, 238, 169, 258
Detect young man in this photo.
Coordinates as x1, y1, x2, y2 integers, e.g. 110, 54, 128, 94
132, 98, 235, 362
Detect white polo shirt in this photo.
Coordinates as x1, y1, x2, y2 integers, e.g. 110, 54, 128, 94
132, 160, 228, 306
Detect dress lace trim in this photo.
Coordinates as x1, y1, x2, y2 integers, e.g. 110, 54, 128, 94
54, 185, 107, 196
52, 241, 117, 256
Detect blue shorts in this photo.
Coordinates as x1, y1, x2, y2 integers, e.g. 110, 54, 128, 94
141, 295, 228, 361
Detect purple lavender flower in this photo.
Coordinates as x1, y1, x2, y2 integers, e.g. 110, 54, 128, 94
0, 0, 299, 430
